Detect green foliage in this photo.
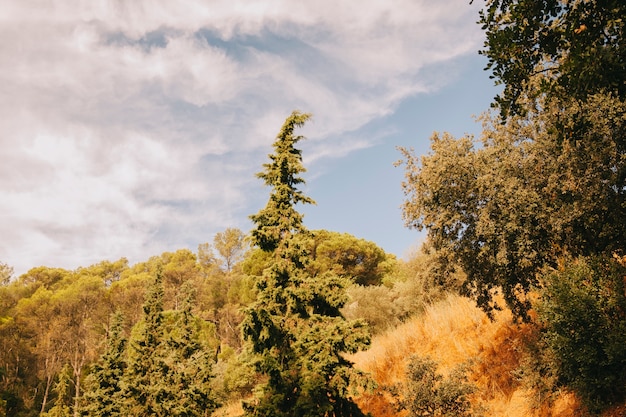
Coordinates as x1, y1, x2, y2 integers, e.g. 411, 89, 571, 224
308, 230, 392, 286
248, 111, 315, 254
244, 230, 395, 287
80, 311, 127, 417
41, 365, 72, 417
343, 285, 402, 334
75, 259, 129, 287
478, 0, 626, 118
119, 273, 166, 416
536, 255, 626, 413
397, 91, 626, 319
108, 271, 152, 325
0, 263, 13, 286
213, 346, 260, 403
198, 228, 248, 275
17, 267, 70, 290
390, 355, 477, 417
342, 244, 455, 334
242, 111, 371, 417
214, 227, 248, 273
121, 274, 218, 417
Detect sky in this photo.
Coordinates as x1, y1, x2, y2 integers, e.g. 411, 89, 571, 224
1, 0, 501, 276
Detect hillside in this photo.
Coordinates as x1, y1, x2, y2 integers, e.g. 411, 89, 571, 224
351, 293, 626, 417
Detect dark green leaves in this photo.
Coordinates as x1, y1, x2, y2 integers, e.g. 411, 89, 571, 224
398, 92, 626, 320
243, 111, 370, 417
536, 255, 626, 412
479, 0, 626, 118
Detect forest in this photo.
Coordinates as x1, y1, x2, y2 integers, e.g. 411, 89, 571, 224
1, 0, 626, 416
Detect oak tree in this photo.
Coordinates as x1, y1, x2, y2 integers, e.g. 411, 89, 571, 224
398, 92, 626, 319
478, 0, 626, 118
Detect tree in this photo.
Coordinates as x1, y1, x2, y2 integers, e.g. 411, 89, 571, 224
478, 0, 626, 118
41, 364, 72, 417
197, 243, 222, 277
0, 263, 13, 286
159, 283, 218, 417
80, 311, 127, 417
308, 230, 393, 286
0, 287, 39, 417
122, 272, 217, 417
397, 91, 626, 319
122, 271, 170, 417
159, 250, 202, 309
248, 111, 315, 253
50, 275, 107, 417
15, 286, 66, 413
242, 111, 371, 417
214, 228, 247, 273
244, 230, 394, 286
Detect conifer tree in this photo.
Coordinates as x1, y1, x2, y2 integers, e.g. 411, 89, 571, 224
122, 272, 218, 417
41, 364, 72, 417
80, 311, 126, 417
160, 283, 218, 417
122, 272, 168, 417
242, 111, 371, 417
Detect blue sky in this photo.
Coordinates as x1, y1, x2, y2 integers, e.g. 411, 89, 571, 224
0, 1, 500, 275
301, 53, 499, 258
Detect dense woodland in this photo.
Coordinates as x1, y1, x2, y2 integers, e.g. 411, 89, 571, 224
2, 0, 626, 416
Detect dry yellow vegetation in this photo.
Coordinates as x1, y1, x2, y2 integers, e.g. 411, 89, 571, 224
349, 293, 601, 417
215, 292, 626, 417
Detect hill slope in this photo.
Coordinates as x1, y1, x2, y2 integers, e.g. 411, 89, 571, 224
350, 293, 605, 417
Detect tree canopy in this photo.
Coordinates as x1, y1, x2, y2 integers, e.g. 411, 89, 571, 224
397, 0, 626, 320
398, 90, 626, 319
478, 0, 626, 117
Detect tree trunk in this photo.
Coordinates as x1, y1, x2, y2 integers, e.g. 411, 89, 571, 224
40, 373, 53, 414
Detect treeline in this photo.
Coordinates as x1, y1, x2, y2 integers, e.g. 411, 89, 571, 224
0, 225, 451, 416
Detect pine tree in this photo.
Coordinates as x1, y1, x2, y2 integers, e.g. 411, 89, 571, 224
242, 111, 371, 417
80, 311, 127, 417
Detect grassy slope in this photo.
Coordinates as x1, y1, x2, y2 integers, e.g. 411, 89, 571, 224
216, 292, 626, 416
350, 293, 594, 417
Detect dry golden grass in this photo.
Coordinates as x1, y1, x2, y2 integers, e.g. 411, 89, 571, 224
214, 292, 624, 417
212, 401, 245, 417
349, 293, 606, 417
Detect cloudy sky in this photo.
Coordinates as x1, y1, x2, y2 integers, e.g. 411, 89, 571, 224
1, 0, 500, 276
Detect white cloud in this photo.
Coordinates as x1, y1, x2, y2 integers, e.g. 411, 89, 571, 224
0, 0, 484, 275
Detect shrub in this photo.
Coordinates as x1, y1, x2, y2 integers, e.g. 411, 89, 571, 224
390, 355, 477, 417
536, 255, 626, 413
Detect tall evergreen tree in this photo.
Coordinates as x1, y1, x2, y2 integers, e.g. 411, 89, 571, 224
80, 311, 126, 417
122, 272, 168, 417
242, 111, 371, 417
160, 283, 218, 417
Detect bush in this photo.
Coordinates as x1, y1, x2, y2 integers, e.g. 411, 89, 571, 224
536, 255, 626, 413
343, 285, 402, 334
390, 355, 477, 417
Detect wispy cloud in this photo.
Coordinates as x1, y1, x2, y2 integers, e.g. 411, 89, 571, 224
0, 0, 483, 274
